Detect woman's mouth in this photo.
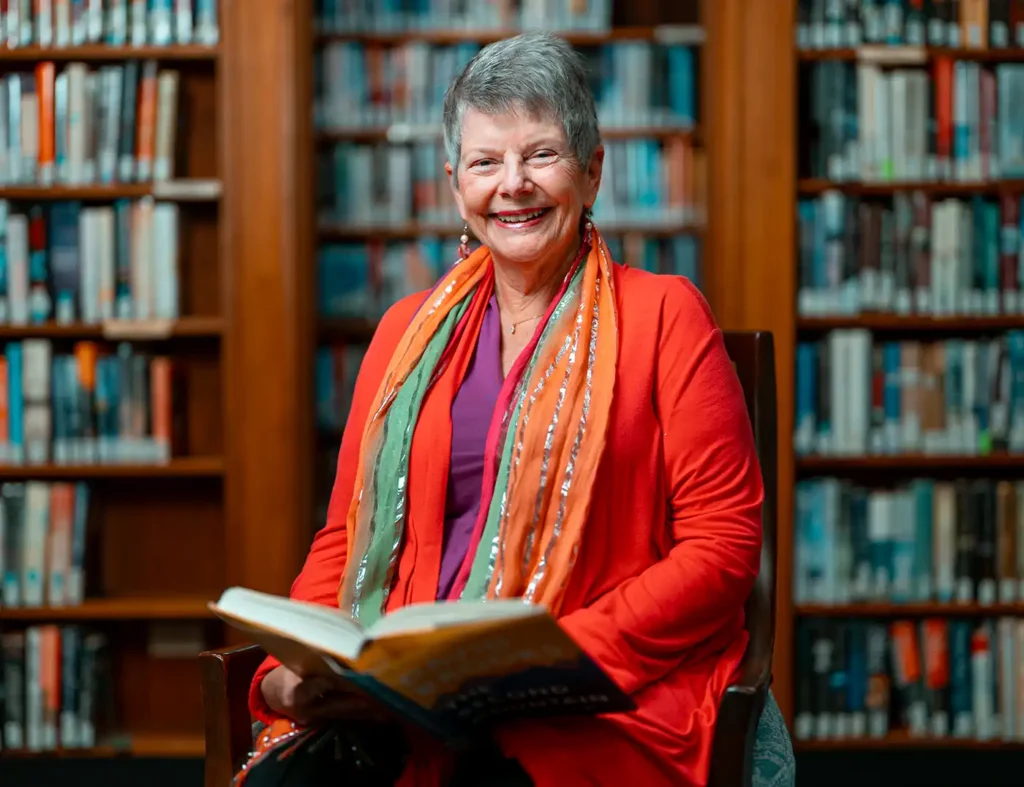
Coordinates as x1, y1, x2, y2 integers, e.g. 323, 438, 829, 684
490, 208, 552, 229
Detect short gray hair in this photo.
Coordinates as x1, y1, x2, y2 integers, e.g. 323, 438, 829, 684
442, 32, 601, 186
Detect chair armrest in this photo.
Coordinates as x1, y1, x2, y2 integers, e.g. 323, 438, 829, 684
199, 644, 267, 787
707, 680, 769, 787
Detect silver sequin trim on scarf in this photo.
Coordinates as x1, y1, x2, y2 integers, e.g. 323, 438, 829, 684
524, 276, 600, 601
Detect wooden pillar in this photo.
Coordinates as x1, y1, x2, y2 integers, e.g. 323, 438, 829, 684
707, 0, 797, 725
221, 0, 315, 597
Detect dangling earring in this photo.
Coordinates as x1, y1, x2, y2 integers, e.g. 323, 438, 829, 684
583, 206, 594, 232
458, 223, 471, 261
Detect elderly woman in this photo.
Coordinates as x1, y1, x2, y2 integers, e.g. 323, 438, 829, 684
240, 31, 773, 787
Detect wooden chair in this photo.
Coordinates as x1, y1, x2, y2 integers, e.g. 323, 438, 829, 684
709, 331, 779, 787
199, 330, 778, 787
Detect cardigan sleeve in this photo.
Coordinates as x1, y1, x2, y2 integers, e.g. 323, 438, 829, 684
247, 296, 421, 725
559, 277, 764, 698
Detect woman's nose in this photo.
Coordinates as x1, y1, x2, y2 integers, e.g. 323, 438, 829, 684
500, 155, 532, 197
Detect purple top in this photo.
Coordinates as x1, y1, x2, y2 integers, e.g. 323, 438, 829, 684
437, 296, 503, 599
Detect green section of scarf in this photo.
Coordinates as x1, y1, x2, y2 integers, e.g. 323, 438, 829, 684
347, 293, 472, 626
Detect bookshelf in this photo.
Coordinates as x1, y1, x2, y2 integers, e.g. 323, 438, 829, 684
791, 0, 1024, 755
0, 0, 226, 763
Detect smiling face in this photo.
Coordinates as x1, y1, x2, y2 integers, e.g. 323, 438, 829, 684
446, 107, 603, 274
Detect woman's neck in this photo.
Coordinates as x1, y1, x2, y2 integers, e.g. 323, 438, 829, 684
491, 237, 580, 320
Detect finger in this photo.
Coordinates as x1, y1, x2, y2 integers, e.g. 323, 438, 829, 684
306, 695, 392, 724
292, 676, 338, 706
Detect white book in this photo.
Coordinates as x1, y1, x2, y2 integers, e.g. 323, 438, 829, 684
1000, 618, 1017, 740
65, 65, 87, 185
153, 70, 179, 182
20, 482, 49, 607
78, 208, 100, 323
152, 203, 178, 319
6, 213, 27, 325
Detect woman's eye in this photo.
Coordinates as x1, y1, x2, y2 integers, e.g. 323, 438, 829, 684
474, 159, 496, 168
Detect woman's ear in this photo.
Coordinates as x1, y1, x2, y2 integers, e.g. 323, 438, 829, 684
584, 145, 604, 207
444, 161, 466, 219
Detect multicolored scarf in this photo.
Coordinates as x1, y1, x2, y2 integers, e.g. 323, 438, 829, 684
338, 224, 619, 625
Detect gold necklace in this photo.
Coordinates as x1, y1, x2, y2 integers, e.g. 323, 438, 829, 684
509, 313, 544, 335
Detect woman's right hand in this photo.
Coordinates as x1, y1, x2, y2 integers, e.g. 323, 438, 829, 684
260, 665, 387, 725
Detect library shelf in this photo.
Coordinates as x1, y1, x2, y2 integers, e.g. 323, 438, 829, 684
314, 25, 707, 47
0, 44, 220, 62
0, 179, 223, 201
793, 732, 1024, 752
796, 602, 1024, 618
0, 457, 226, 479
0, 316, 224, 340
797, 315, 1024, 333
798, 46, 1024, 64
797, 455, 1024, 473
319, 316, 378, 341
797, 178, 1024, 196
0, 596, 213, 622
315, 125, 701, 144
0, 732, 206, 758
318, 220, 705, 240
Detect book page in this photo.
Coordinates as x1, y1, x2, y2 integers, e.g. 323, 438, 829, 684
211, 587, 366, 661
367, 598, 544, 640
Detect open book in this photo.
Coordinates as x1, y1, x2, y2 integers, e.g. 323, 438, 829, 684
210, 587, 634, 743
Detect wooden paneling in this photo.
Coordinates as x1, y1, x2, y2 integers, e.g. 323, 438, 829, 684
100, 479, 225, 598
707, 0, 797, 724
221, 0, 313, 597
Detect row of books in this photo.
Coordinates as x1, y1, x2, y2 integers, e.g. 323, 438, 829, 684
315, 343, 366, 434
795, 331, 1024, 458
794, 617, 1024, 742
801, 60, 1024, 183
0, 0, 219, 50
797, 192, 1024, 318
0, 625, 109, 751
314, 0, 614, 34
317, 234, 702, 322
0, 61, 180, 187
0, 340, 178, 467
315, 40, 697, 132
0, 199, 180, 326
796, 0, 1024, 50
318, 138, 704, 229
1, 481, 89, 609
795, 477, 1024, 606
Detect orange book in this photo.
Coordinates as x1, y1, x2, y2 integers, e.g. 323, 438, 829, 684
46, 483, 75, 606
40, 625, 61, 750
149, 356, 172, 462
35, 62, 55, 185
933, 57, 953, 178
136, 61, 158, 180
962, 0, 989, 48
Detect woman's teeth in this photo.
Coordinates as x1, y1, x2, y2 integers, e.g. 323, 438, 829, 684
495, 209, 547, 224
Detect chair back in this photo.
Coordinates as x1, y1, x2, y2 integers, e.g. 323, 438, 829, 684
722, 331, 777, 687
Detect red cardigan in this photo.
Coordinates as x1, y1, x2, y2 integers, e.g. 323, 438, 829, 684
248, 265, 764, 787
